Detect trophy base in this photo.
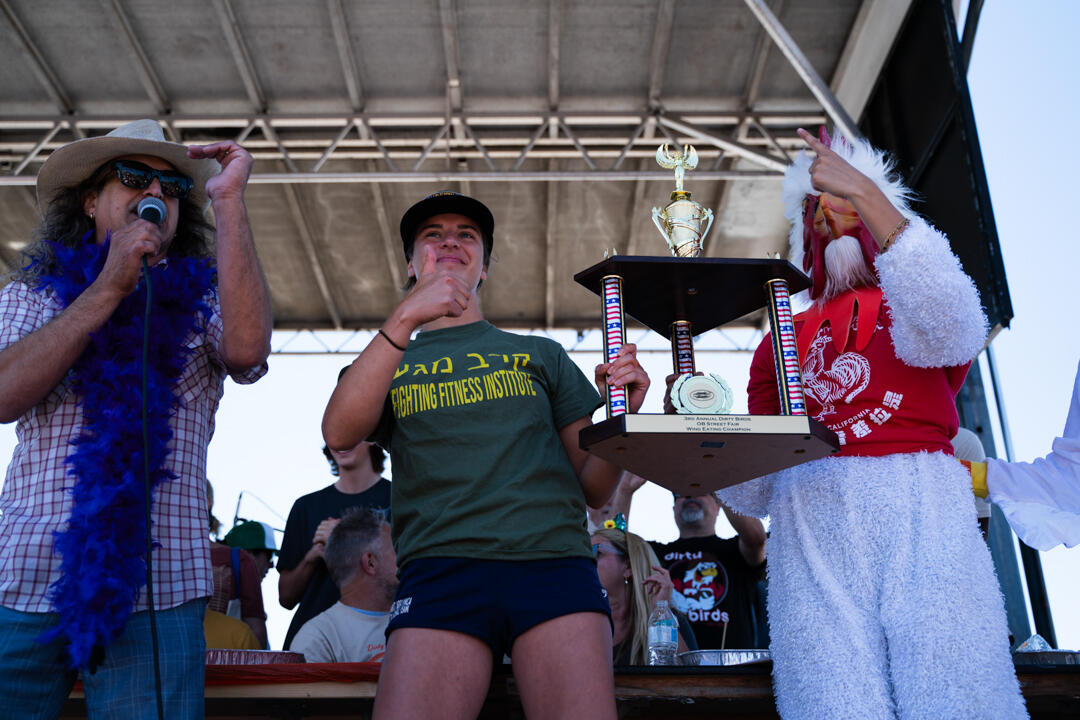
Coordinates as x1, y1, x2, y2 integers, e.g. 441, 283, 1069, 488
579, 414, 840, 495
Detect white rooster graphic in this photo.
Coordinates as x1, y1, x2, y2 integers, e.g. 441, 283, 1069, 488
802, 327, 870, 418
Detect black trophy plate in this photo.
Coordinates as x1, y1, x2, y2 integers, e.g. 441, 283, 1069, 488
574, 256, 810, 338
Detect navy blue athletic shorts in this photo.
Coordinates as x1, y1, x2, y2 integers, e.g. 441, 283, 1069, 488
386, 556, 612, 660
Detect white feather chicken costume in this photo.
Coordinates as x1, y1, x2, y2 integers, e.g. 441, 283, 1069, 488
721, 131, 1028, 719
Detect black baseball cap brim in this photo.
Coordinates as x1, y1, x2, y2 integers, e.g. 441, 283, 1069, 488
399, 191, 494, 261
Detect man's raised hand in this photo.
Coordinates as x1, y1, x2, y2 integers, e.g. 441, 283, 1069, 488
312, 517, 341, 547
188, 141, 253, 203
94, 220, 166, 297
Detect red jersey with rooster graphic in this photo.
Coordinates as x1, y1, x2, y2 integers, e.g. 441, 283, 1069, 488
748, 288, 967, 457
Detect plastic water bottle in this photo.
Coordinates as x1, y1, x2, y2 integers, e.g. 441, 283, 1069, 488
647, 599, 678, 666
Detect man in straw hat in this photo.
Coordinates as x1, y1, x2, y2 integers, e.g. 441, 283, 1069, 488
719, 128, 1026, 719
0, 119, 271, 717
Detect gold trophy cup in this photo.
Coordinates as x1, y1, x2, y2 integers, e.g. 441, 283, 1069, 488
651, 144, 732, 414
651, 144, 715, 258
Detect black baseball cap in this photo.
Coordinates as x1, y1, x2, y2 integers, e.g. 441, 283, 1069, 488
399, 191, 494, 261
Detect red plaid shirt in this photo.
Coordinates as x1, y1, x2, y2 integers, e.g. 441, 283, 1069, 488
0, 281, 266, 613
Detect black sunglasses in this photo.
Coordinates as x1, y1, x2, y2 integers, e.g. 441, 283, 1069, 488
112, 160, 193, 199
591, 542, 624, 557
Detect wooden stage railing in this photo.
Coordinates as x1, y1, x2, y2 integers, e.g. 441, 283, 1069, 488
61, 660, 1080, 719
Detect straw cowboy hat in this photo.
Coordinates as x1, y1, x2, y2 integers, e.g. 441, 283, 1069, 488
36, 119, 219, 214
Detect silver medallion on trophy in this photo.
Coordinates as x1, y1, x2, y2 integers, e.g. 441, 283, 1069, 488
652, 144, 733, 415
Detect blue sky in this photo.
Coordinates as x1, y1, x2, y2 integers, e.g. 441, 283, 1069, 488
964, 1, 1080, 649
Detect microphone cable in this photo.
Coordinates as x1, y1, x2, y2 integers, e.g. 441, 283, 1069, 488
141, 255, 165, 720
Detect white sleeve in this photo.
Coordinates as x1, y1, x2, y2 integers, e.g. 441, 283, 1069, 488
987, 360, 1080, 550
716, 475, 771, 519
874, 217, 988, 368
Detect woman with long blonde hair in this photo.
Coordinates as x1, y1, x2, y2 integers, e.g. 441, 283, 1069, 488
591, 527, 691, 664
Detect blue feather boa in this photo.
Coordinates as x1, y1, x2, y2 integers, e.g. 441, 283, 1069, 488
33, 233, 215, 669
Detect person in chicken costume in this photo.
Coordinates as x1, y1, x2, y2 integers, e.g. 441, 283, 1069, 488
720, 128, 1028, 719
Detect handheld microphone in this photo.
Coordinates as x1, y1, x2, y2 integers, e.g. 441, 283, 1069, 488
137, 197, 167, 225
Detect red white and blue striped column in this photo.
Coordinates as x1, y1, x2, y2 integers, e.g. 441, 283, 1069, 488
764, 279, 806, 416
602, 275, 628, 417
671, 320, 695, 377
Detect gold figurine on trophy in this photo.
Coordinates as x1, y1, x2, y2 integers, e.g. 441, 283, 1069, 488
651, 144, 714, 258
651, 143, 733, 414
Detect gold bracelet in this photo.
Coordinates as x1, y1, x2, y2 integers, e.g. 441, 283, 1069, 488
882, 218, 910, 251
970, 461, 989, 499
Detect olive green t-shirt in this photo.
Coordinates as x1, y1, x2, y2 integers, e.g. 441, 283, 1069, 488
373, 321, 602, 568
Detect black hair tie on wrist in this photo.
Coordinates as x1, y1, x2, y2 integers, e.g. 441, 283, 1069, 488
378, 329, 407, 352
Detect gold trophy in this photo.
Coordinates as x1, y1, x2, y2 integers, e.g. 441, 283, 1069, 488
651, 144, 733, 414
574, 148, 837, 494
651, 144, 714, 257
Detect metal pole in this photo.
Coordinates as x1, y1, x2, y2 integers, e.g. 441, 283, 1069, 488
11, 122, 63, 175
986, 345, 1057, 647
0, 170, 781, 188
742, 0, 861, 140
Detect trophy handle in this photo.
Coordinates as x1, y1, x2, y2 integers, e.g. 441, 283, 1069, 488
651, 207, 671, 248
700, 208, 715, 245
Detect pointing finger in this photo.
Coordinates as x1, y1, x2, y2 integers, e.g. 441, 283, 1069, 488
797, 128, 829, 157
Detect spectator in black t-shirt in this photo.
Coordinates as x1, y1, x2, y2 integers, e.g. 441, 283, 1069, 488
610, 471, 766, 650
277, 438, 391, 650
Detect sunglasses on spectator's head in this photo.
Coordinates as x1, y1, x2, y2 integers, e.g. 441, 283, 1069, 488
112, 160, 193, 199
